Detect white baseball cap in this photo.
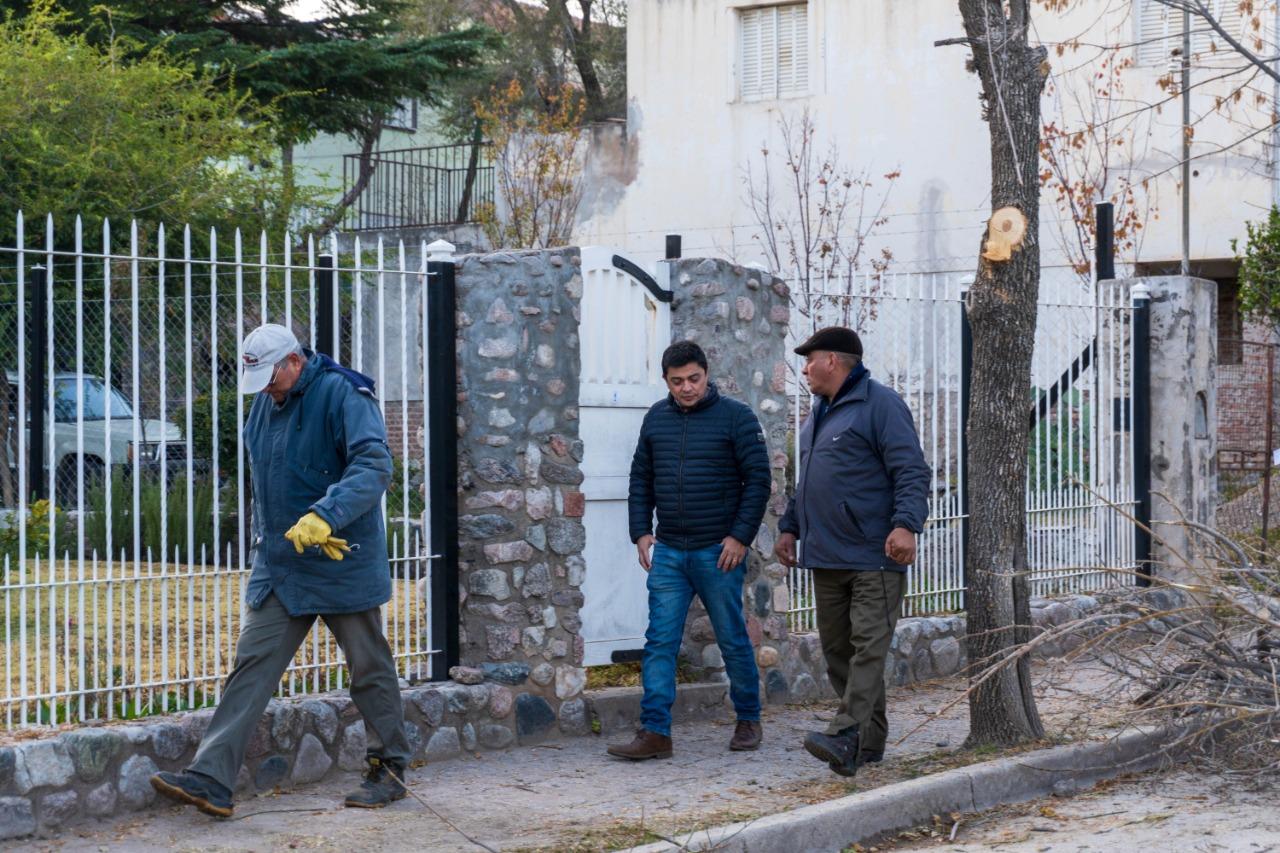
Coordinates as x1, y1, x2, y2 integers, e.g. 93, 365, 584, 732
240, 323, 301, 394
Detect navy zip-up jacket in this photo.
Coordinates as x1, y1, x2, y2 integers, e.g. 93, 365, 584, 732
780, 368, 931, 572
628, 383, 772, 550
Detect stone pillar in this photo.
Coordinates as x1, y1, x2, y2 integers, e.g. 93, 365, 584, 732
1144, 275, 1217, 578
664, 258, 796, 702
452, 248, 590, 740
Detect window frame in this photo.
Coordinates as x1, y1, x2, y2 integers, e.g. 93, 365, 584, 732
736, 2, 810, 103
384, 99, 419, 133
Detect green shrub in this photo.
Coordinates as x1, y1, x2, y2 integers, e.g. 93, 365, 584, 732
0, 498, 59, 571
83, 470, 229, 564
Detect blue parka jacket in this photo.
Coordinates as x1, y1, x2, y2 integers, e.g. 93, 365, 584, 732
780, 369, 931, 572
628, 383, 772, 550
244, 351, 393, 616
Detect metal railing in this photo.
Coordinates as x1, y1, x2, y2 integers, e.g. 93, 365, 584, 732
0, 213, 458, 728
785, 270, 1137, 631
341, 143, 495, 232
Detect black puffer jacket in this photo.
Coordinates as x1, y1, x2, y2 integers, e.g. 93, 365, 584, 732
628, 384, 772, 550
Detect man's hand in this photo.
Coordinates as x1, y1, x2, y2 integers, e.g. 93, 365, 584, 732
284, 512, 332, 553
717, 536, 747, 572
775, 532, 798, 568
885, 527, 916, 565
636, 534, 656, 571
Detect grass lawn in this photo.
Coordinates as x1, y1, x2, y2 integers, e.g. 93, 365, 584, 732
0, 558, 429, 729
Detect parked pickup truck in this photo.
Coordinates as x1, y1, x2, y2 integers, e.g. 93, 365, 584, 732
4, 372, 190, 497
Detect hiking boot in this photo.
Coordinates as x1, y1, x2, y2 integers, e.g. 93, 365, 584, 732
150, 770, 234, 818
729, 720, 763, 751
803, 725, 861, 777
344, 756, 408, 809
606, 728, 673, 760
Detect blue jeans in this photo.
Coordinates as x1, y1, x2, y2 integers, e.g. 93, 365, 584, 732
640, 542, 761, 736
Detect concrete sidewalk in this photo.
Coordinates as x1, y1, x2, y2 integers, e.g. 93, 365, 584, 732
11, 664, 1119, 853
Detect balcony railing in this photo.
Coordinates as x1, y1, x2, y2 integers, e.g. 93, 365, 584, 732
341, 142, 495, 232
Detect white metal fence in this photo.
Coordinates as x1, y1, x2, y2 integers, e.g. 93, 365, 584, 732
0, 212, 445, 728
786, 270, 1136, 631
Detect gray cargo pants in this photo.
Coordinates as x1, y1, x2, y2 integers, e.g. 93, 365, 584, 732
187, 593, 411, 792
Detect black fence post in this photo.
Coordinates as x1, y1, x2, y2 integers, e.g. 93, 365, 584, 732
29, 264, 47, 502
1095, 202, 1115, 281
1132, 283, 1153, 585
315, 254, 336, 359
960, 279, 972, 593
425, 251, 460, 677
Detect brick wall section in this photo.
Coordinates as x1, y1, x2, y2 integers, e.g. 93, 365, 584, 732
666, 258, 795, 701
1217, 318, 1279, 466
382, 401, 425, 459
452, 248, 590, 738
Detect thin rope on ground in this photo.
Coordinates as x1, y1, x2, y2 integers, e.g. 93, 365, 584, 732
228, 806, 330, 821
384, 766, 499, 853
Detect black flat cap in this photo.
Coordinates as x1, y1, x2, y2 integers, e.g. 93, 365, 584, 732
794, 326, 863, 357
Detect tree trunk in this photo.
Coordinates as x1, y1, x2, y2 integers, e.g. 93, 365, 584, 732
281, 143, 296, 226
550, 0, 607, 121
314, 117, 384, 238
456, 119, 484, 223
955, 0, 1048, 747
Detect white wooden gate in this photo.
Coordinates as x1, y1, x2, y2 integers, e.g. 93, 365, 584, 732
577, 247, 672, 666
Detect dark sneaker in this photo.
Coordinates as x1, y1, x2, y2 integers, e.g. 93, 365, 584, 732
729, 720, 763, 751
860, 748, 885, 765
802, 725, 861, 777
606, 728, 673, 760
344, 756, 408, 809
150, 770, 234, 818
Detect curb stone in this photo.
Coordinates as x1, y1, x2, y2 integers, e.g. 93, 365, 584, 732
629, 726, 1181, 853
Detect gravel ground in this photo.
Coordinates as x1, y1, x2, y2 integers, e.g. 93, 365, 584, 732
881, 767, 1280, 852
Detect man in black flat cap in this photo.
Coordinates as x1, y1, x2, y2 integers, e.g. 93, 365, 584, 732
775, 326, 930, 777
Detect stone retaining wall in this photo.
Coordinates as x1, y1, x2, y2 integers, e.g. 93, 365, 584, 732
777, 593, 1108, 701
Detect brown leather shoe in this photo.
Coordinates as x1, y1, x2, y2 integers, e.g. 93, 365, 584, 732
729, 720, 763, 751
606, 728, 673, 760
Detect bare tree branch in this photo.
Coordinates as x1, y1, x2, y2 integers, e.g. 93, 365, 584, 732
1153, 0, 1280, 84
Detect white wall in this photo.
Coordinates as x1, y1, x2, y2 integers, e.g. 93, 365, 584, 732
577, 0, 1276, 277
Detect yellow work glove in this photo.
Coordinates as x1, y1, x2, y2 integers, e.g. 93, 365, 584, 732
320, 538, 352, 561
284, 512, 333, 554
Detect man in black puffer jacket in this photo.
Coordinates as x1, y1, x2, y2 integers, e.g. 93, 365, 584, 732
606, 341, 772, 761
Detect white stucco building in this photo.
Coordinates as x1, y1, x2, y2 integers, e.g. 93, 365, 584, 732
576, 0, 1275, 306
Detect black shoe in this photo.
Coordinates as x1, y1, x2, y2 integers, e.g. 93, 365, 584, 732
803, 726, 861, 777
860, 749, 885, 764
344, 756, 408, 809
150, 770, 234, 818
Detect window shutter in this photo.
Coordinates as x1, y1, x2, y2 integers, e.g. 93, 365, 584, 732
1137, 0, 1245, 65
1136, 0, 1174, 66
758, 8, 778, 99
739, 3, 807, 102
777, 4, 809, 97
1193, 0, 1242, 55
740, 8, 765, 101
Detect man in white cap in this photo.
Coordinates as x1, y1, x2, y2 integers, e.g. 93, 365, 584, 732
151, 323, 412, 816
